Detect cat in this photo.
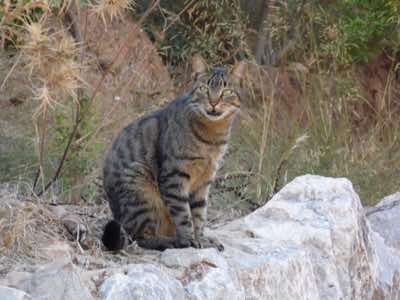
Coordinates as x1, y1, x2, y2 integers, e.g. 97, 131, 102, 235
102, 55, 245, 251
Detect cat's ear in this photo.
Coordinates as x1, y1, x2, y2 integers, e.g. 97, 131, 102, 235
191, 54, 207, 79
230, 60, 246, 84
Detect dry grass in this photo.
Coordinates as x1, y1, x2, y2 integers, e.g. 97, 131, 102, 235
22, 20, 82, 109
0, 184, 68, 274
215, 61, 400, 210
0, 182, 115, 275
89, 0, 136, 26
0, 0, 162, 197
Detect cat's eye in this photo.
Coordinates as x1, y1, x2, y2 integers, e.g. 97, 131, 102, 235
198, 84, 209, 93
222, 89, 237, 98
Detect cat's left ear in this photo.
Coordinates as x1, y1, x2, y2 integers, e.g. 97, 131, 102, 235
230, 61, 247, 84
191, 54, 207, 80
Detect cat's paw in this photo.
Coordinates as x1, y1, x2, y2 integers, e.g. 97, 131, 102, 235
174, 237, 198, 249
196, 236, 224, 252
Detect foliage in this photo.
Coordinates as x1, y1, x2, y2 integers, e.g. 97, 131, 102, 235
323, 0, 400, 64
0, 0, 139, 198
220, 68, 400, 208
249, 0, 399, 66
49, 96, 105, 192
137, 0, 249, 65
0, 0, 399, 209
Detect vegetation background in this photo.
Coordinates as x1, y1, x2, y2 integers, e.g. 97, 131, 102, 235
0, 0, 399, 216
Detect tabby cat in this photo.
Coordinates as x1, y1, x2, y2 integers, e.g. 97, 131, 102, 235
102, 55, 245, 251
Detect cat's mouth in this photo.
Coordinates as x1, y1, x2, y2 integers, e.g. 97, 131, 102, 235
206, 109, 223, 117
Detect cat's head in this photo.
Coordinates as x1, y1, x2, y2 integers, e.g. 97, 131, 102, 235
189, 55, 245, 121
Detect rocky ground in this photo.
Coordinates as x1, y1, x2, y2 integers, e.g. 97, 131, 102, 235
0, 175, 399, 299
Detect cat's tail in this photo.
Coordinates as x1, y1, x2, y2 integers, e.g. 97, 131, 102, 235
102, 220, 127, 251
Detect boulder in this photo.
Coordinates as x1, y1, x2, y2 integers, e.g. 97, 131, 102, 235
98, 175, 382, 299
210, 175, 378, 299
0, 286, 31, 300
367, 192, 400, 251
367, 192, 400, 299
3, 175, 400, 299
6, 261, 92, 300
160, 248, 245, 300
99, 264, 185, 300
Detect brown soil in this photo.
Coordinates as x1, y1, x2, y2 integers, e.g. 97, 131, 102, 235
355, 52, 400, 126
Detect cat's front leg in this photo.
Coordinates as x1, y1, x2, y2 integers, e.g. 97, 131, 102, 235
190, 184, 224, 251
158, 169, 197, 248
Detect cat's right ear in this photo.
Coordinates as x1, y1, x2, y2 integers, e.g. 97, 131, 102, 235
191, 54, 207, 80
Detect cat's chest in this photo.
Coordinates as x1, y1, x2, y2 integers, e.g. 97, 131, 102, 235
184, 147, 225, 192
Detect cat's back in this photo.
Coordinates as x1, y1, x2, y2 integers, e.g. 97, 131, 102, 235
103, 94, 191, 184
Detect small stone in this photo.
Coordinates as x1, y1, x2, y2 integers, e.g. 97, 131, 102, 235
62, 214, 87, 242
41, 241, 73, 262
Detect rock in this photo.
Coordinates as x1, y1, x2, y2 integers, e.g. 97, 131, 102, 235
0, 286, 31, 300
61, 214, 88, 242
48, 206, 88, 242
222, 245, 319, 299
366, 192, 400, 299
161, 248, 245, 300
99, 264, 185, 300
4, 175, 398, 299
10, 261, 92, 300
367, 192, 400, 251
95, 175, 384, 299
40, 241, 73, 262
0, 272, 32, 288
369, 231, 400, 299
213, 175, 378, 299
48, 205, 68, 219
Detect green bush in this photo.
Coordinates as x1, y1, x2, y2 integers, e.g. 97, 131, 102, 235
137, 0, 249, 65
323, 0, 399, 64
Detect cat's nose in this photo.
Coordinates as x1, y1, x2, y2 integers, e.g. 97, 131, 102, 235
209, 98, 220, 107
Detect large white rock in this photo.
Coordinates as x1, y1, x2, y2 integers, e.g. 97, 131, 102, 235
98, 175, 382, 300
161, 248, 245, 300
5, 175, 397, 300
367, 192, 400, 251
367, 192, 400, 299
9, 261, 92, 300
99, 264, 185, 300
214, 175, 378, 299
0, 286, 31, 300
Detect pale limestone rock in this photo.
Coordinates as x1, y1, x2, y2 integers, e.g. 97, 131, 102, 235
98, 175, 381, 300
370, 231, 400, 299
367, 192, 400, 251
11, 261, 92, 300
0, 286, 31, 300
214, 175, 378, 300
221, 244, 319, 300
4, 175, 398, 300
161, 248, 245, 300
367, 192, 400, 299
99, 264, 185, 300
0, 272, 31, 288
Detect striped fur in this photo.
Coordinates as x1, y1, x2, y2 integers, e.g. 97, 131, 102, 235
102, 56, 245, 251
